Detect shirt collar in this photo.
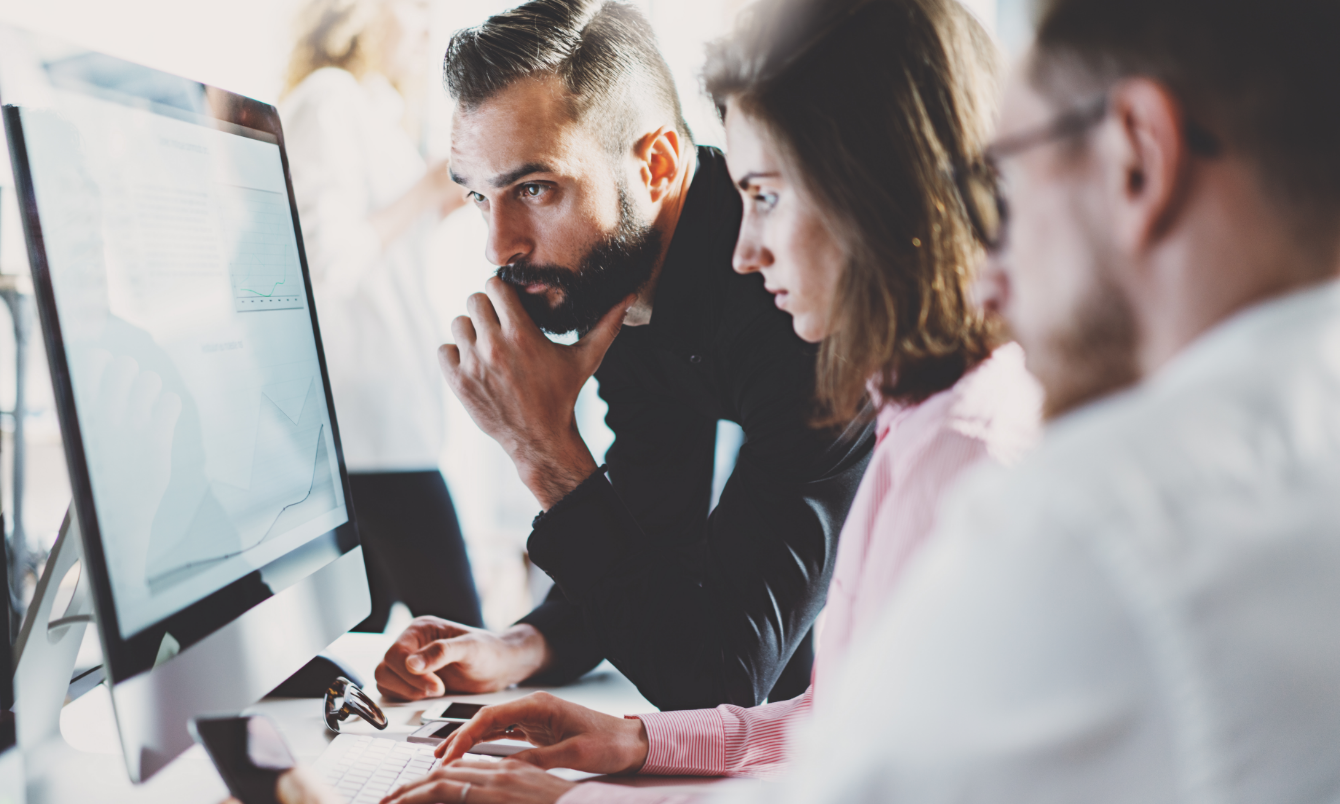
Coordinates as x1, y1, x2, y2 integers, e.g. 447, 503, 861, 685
643, 146, 740, 351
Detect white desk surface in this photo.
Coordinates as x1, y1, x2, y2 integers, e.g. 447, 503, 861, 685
35, 632, 722, 803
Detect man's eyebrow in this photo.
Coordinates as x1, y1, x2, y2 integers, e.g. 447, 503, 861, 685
736, 171, 780, 191
490, 162, 555, 189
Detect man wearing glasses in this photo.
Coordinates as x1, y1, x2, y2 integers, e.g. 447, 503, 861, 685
771, 0, 1340, 799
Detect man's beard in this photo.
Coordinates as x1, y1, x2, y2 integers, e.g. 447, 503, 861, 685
497, 189, 662, 336
1033, 256, 1140, 420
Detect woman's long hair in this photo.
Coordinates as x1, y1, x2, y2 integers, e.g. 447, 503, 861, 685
282, 0, 389, 97
704, 0, 1001, 425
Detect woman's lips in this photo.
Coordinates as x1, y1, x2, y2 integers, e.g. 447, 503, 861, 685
770, 289, 789, 309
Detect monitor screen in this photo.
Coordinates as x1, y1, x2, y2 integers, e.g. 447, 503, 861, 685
3, 30, 368, 780
18, 88, 349, 641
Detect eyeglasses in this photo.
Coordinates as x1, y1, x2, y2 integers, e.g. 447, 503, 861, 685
954, 94, 1221, 253
324, 676, 388, 734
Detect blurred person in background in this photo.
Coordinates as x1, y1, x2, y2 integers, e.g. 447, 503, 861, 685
280, 0, 483, 632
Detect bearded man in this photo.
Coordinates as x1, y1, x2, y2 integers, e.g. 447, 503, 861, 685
372, 0, 874, 711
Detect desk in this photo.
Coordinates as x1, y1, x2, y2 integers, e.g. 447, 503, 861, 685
30, 633, 723, 803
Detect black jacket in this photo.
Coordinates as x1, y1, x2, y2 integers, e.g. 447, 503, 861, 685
517, 147, 875, 711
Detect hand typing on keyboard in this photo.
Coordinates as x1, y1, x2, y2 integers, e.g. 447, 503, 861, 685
221, 734, 577, 804
380, 757, 576, 804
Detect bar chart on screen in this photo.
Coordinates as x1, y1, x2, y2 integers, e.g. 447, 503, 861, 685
220, 183, 306, 312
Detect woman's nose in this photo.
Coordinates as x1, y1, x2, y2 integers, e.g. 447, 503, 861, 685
733, 227, 772, 275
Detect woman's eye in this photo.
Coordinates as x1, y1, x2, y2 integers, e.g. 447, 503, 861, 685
751, 191, 778, 211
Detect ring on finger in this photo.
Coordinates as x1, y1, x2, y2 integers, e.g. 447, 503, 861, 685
460, 781, 471, 803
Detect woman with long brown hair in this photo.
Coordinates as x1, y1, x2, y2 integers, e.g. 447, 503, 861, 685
254, 0, 1040, 801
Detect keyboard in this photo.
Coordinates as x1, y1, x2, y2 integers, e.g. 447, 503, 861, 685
313, 734, 500, 804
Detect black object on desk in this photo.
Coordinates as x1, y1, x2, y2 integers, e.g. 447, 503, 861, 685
190, 715, 295, 804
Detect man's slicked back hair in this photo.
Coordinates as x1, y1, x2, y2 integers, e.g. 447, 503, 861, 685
444, 0, 691, 157
1033, 0, 1340, 243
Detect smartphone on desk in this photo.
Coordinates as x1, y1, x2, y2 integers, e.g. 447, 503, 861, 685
190, 715, 295, 804
419, 701, 487, 723
407, 720, 533, 756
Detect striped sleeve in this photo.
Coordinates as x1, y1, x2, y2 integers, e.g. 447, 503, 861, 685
635, 688, 814, 779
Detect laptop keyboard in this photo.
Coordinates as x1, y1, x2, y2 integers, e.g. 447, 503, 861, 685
313, 734, 499, 804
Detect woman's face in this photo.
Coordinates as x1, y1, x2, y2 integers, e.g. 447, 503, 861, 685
725, 104, 845, 343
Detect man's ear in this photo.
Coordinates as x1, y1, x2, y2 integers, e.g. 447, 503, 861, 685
1106, 78, 1193, 252
632, 125, 684, 203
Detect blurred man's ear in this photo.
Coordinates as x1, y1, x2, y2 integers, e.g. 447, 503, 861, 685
1106, 78, 1193, 254
633, 125, 685, 203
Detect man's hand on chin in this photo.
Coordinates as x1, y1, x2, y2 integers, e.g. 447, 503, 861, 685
439, 277, 634, 509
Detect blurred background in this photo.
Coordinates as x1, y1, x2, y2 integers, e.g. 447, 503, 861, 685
0, 0, 1021, 637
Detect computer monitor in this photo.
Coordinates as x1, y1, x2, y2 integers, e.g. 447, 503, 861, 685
0, 27, 370, 782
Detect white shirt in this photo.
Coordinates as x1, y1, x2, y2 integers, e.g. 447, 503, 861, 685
713, 279, 1340, 804
280, 68, 444, 471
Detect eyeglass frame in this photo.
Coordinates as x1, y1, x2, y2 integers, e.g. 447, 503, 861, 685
954, 93, 1222, 253
323, 676, 388, 734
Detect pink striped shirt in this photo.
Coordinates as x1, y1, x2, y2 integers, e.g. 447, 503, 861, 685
560, 344, 1041, 804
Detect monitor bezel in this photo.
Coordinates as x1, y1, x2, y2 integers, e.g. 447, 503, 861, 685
2, 48, 361, 686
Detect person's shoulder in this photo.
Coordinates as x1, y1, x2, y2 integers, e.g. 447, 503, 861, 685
940, 342, 1044, 466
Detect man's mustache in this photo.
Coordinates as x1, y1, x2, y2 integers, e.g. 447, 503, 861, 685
497, 262, 580, 291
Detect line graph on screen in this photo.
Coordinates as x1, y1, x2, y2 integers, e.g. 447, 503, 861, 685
218, 183, 305, 312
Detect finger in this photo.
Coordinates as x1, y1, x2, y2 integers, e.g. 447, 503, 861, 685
420, 763, 505, 784
450, 315, 478, 348
388, 618, 464, 663
506, 742, 583, 771
436, 694, 554, 760
436, 697, 534, 760
575, 294, 635, 370
439, 722, 527, 762
483, 276, 541, 337
438, 344, 461, 373
383, 778, 466, 804
375, 660, 443, 700
465, 292, 502, 335
449, 758, 514, 771
407, 637, 470, 675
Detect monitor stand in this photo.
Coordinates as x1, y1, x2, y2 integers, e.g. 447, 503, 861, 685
12, 506, 95, 791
